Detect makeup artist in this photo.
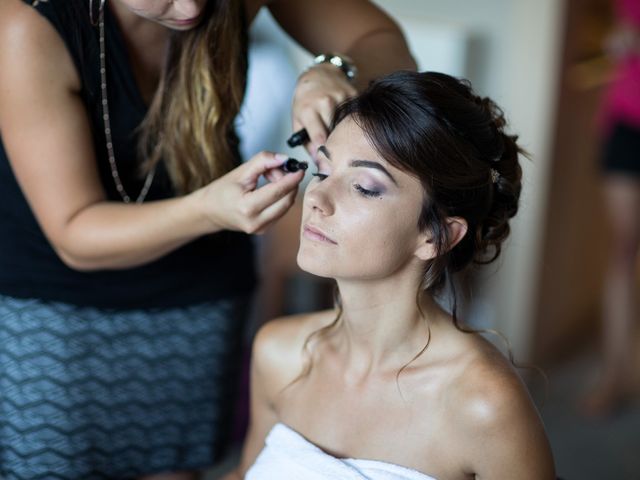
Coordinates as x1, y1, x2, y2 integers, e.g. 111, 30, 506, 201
0, 0, 416, 479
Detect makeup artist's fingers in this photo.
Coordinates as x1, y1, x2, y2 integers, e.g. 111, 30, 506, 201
263, 164, 286, 184
296, 111, 328, 159
291, 65, 357, 160
197, 151, 302, 234
295, 103, 331, 143
219, 170, 301, 235
318, 95, 339, 130
252, 189, 298, 234
239, 174, 300, 235
247, 169, 304, 214
237, 151, 288, 191
298, 95, 335, 132
241, 150, 301, 186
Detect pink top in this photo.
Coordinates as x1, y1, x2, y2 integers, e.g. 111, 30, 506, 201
600, 0, 640, 136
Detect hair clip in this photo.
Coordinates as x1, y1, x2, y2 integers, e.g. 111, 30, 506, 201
490, 168, 500, 184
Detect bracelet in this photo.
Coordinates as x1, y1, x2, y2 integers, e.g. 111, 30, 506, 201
312, 53, 358, 82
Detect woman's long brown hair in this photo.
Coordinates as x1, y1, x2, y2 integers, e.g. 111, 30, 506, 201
138, 0, 247, 194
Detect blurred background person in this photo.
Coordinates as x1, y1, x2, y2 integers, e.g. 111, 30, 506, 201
581, 0, 640, 417
0, 0, 415, 478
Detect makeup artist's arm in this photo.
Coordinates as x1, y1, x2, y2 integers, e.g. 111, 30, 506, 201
0, 2, 303, 272
265, 0, 417, 150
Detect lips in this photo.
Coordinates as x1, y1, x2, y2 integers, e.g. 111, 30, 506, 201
303, 224, 337, 245
172, 16, 200, 26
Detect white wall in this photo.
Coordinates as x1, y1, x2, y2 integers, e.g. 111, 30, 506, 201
491, 1, 566, 358
373, 0, 511, 96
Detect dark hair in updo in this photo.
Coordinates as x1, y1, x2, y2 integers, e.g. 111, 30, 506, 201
332, 70, 524, 293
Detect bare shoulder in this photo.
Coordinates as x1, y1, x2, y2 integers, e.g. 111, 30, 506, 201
252, 310, 337, 396
446, 336, 555, 479
1, 0, 65, 57
453, 341, 536, 432
0, 0, 80, 101
0, 0, 35, 30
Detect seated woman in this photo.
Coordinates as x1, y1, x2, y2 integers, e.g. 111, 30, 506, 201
230, 71, 555, 480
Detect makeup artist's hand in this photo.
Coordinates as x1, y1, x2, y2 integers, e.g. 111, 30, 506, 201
292, 63, 357, 159
195, 151, 304, 235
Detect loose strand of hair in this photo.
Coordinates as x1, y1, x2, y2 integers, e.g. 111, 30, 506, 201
280, 284, 344, 394
394, 287, 433, 402
447, 272, 549, 405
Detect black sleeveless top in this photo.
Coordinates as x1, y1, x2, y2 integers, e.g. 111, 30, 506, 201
0, 0, 256, 309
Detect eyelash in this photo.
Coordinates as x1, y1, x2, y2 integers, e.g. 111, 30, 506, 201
354, 184, 381, 198
312, 172, 381, 198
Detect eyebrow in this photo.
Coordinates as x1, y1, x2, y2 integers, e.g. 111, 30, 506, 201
317, 146, 398, 185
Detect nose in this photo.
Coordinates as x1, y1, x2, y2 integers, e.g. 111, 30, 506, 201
304, 179, 335, 217
174, 0, 201, 19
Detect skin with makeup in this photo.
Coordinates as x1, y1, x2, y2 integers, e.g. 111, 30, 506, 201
229, 72, 556, 480
0, 1, 416, 479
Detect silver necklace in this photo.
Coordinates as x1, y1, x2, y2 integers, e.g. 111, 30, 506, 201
98, 9, 155, 203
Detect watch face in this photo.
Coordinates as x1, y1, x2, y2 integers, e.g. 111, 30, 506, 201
314, 53, 357, 81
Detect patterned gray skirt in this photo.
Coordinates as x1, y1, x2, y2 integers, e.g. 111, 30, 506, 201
0, 294, 248, 479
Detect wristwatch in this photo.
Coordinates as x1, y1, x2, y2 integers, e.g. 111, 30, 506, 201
313, 53, 358, 82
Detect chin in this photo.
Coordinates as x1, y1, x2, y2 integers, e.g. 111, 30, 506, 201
296, 248, 336, 279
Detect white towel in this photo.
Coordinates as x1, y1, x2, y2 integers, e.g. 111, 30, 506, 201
245, 423, 438, 480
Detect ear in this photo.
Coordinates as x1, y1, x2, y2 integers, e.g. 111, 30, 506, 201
445, 216, 468, 251
413, 217, 468, 261
414, 230, 437, 261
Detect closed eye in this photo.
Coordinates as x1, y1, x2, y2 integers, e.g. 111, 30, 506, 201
312, 172, 328, 181
354, 184, 381, 198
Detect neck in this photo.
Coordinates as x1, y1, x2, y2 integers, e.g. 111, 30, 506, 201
108, 1, 171, 46
107, 1, 172, 103
333, 273, 448, 378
